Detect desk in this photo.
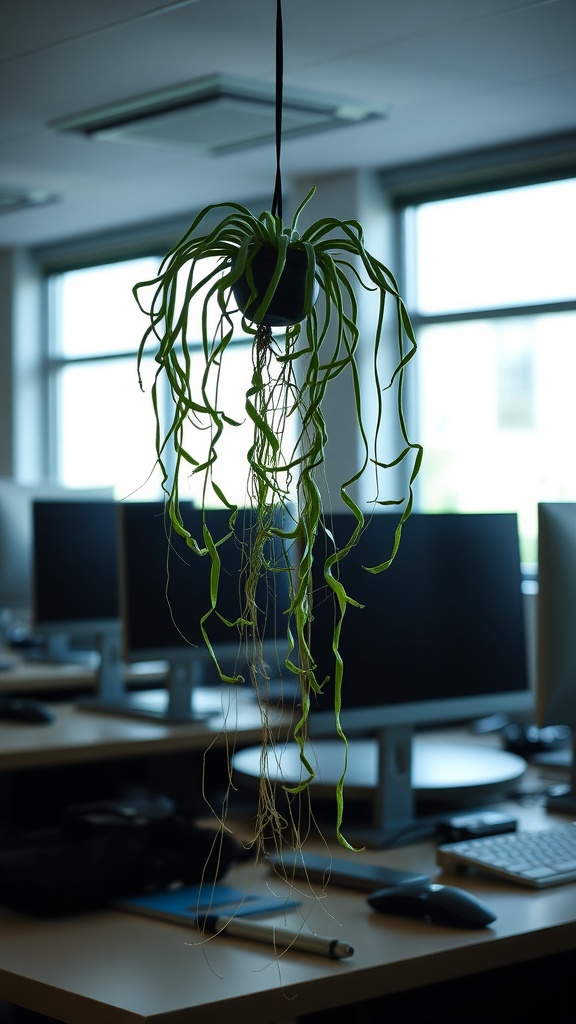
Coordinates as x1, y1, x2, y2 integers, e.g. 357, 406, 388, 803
0, 801, 574, 1024
0, 690, 286, 772
0, 657, 96, 695
0, 654, 166, 696
0, 689, 291, 831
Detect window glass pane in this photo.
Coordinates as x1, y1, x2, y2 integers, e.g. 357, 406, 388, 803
57, 257, 162, 357
174, 343, 298, 509
415, 311, 576, 562
413, 178, 576, 314
57, 355, 164, 498
51, 253, 272, 503
56, 341, 298, 509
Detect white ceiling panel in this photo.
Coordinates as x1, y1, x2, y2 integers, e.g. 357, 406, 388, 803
0, 0, 574, 247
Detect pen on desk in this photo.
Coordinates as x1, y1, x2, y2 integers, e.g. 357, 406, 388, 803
201, 914, 354, 960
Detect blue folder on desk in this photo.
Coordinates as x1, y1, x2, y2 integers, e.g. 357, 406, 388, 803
112, 883, 300, 926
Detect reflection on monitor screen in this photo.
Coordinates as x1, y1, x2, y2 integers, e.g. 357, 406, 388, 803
302, 511, 532, 844
537, 502, 576, 811
116, 501, 293, 722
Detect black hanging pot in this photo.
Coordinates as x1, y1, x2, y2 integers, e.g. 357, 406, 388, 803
232, 244, 319, 328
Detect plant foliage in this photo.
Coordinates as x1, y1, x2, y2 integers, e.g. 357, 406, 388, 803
133, 186, 421, 848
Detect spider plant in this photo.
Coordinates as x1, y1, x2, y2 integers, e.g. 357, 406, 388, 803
133, 183, 421, 850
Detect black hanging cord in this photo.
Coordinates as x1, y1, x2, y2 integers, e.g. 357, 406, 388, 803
271, 0, 284, 220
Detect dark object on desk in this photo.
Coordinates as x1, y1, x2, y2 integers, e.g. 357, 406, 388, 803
502, 722, 571, 758
435, 811, 517, 844
8, 629, 44, 650
367, 881, 496, 929
0, 695, 55, 724
267, 850, 430, 892
0, 800, 242, 916
59, 794, 176, 833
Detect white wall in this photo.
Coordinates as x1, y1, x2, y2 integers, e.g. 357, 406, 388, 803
0, 251, 16, 477
0, 248, 46, 482
290, 169, 411, 513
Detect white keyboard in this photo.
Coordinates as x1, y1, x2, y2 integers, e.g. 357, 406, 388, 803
436, 824, 576, 888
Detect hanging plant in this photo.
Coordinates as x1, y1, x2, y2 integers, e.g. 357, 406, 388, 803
133, 1, 421, 852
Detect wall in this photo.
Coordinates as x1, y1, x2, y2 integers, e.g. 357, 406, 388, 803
290, 170, 410, 512
0, 248, 45, 482
0, 251, 16, 477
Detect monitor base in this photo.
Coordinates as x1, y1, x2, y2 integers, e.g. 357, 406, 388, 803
232, 736, 527, 799
77, 687, 213, 723
232, 733, 528, 849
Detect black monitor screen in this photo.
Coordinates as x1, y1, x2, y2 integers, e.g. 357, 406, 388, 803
0, 480, 110, 617
309, 511, 530, 722
32, 500, 120, 631
537, 502, 576, 730
535, 501, 576, 812
118, 502, 291, 662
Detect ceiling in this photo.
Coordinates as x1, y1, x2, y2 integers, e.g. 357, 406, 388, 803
1, 0, 575, 248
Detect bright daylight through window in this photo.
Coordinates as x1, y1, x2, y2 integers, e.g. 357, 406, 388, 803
404, 176, 576, 563
48, 255, 286, 507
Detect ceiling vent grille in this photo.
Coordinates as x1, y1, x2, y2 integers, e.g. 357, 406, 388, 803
51, 74, 386, 155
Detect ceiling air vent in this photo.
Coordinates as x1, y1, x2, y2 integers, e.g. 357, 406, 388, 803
51, 74, 386, 155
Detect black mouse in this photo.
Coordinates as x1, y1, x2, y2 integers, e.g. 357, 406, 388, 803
0, 696, 55, 725
367, 881, 496, 929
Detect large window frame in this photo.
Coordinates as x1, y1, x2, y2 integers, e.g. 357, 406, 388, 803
43, 254, 261, 503
38, 204, 296, 505
44, 251, 170, 498
397, 169, 576, 564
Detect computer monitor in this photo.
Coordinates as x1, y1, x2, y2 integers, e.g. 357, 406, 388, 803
116, 501, 293, 722
31, 499, 123, 692
0, 479, 35, 624
536, 501, 576, 812
0, 478, 111, 633
301, 511, 532, 843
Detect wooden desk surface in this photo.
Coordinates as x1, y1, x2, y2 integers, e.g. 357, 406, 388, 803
0, 802, 574, 1024
0, 653, 166, 694
0, 655, 96, 693
0, 690, 288, 771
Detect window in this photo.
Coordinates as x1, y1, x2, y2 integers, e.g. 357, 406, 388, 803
403, 176, 576, 563
47, 256, 165, 499
46, 254, 291, 507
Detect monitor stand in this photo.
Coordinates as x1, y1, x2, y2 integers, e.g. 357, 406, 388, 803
110, 654, 213, 723
25, 631, 99, 668
78, 635, 212, 723
360, 724, 416, 847
355, 725, 527, 848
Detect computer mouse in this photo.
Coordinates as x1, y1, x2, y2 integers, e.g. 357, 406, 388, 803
0, 696, 55, 725
367, 881, 496, 929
